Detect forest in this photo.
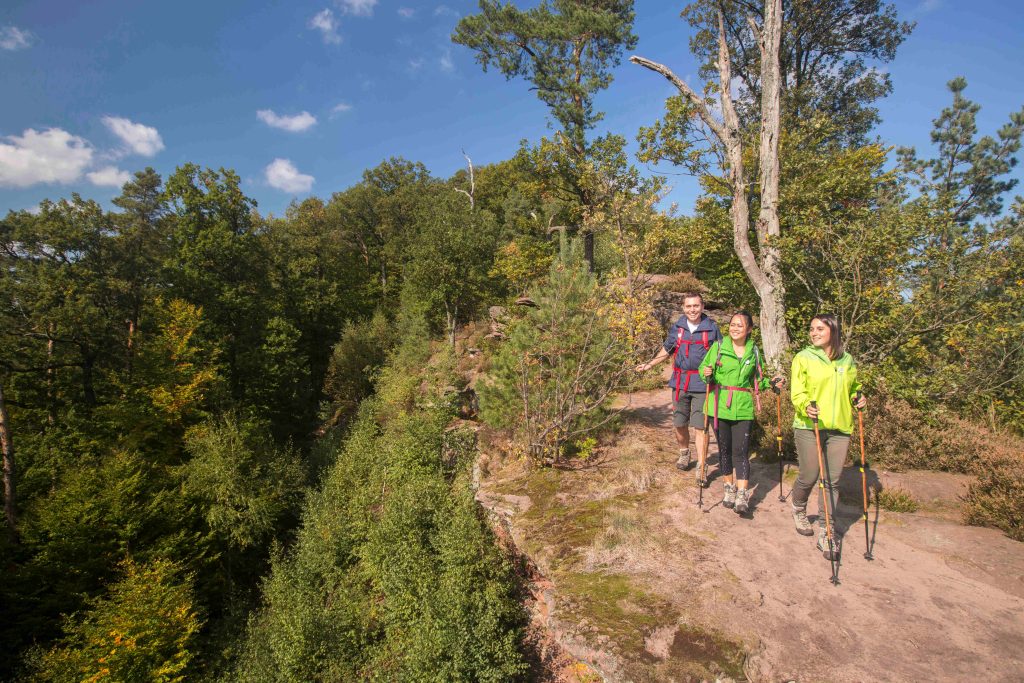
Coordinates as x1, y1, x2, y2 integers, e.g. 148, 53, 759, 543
1, 1, 1022, 680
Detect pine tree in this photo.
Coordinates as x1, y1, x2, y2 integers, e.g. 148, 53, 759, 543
480, 240, 630, 462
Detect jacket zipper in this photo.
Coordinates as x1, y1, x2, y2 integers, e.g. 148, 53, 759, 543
810, 351, 839, 430
832, 365, 840, 430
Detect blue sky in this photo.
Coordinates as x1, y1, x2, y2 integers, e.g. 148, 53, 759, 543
2, 0, 1022, 218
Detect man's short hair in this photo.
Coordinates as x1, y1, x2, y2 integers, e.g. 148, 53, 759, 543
682, 291, 704, 304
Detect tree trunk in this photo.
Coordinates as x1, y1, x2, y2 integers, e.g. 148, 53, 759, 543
445, 301, 458, 347
631, 0, 792, 368
46, 332, 56, 427
583, 231, 595, 272
126, 316, 137, 383
754, 0, 791, 367
0, 378, 16, 540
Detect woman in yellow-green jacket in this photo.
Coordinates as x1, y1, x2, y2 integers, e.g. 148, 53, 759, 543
790, 313, 867, 559
699, 311, 784, 516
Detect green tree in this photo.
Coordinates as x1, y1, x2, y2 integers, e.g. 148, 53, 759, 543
403, 186, 501, 345
236, 339, 525, 682
181, 413, 306, 610
321, 311, 395, 433
681, 0, 912, 142
894, 79, 1024, 424
262, 197, 373, 427
1, 198, 124, 412
1, 199, 132, 538
775, 120, 919, 361
480, 240, 630, 462
29, 558, 202, 683
163, 164, 265, 404
327, 158, 432, 303
110, 168, 170, 382
453, 0, 638, 267
634, 0, 915, 366
633, 0, 791, 365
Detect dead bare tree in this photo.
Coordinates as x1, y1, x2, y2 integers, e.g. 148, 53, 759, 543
454, 149, 475, 209
631, 0, 791, 366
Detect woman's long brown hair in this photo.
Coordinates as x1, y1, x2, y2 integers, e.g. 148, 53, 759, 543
811, 313, 844, 360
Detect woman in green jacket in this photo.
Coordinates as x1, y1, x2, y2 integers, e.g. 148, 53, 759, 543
699, 311, 783, 515
790, 313, 867, 559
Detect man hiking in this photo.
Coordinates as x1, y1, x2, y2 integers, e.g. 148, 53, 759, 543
637, 292, 722, 479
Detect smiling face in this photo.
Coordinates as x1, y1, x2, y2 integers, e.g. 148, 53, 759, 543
683, 295, 704, 324
728, 313, 751, 344
809, 318, 833, 352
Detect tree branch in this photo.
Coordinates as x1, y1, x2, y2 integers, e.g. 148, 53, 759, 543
629, 56, 728, 145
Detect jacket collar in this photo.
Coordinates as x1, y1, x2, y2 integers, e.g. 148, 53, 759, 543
723, 336, 753, 360
678, 313, 715, 333
802, 345, 848, 364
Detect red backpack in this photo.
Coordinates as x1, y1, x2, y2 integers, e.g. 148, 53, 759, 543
672, 327, 710, 401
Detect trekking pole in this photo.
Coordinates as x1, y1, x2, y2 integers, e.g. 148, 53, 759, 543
856, 392, 873, 560
776, 391, 785, 502
810, 401, 840, 586
698, 412, 709, 510
698, 351, 719, 512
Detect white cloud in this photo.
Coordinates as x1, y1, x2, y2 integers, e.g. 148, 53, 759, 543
309, 9, 341, 44
101, 116, 164, 156
330, 102, 353, 117
87, 166, 132, 188
0, 128, 94, 188
408, 58, 424, 72
397, 7, 415, 19
917, 0, 941, 12
265, 158, 314, 193
337, 0, 377, 17
257, 109, 317, 132
439, 48, 454, 73
0, 26, 33, 51
434, 5, 458, 18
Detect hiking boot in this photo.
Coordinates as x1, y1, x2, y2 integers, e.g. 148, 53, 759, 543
722, 483, 736, 508
817, 526, 840, 561
695, 463, 708, 487
792, 505, 814, 536
734, 487, 750, 515
675, 448, 691, 471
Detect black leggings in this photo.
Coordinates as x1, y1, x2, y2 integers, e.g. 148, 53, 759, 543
716, 418, 752, 480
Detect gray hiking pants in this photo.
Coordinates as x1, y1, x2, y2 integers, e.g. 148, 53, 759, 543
791, 428, 850, 525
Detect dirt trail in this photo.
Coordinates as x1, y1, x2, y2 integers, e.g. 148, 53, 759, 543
478, 380, 1024, 682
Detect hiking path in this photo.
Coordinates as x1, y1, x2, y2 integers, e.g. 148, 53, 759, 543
477, 371, 1024, 682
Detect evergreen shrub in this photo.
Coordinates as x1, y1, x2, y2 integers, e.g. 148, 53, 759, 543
28, 559, 202, 683
233, 329, 526, 681
479, 242, 630, 463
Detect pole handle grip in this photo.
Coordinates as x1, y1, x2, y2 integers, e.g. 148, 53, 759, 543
809, 400, 818, 423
